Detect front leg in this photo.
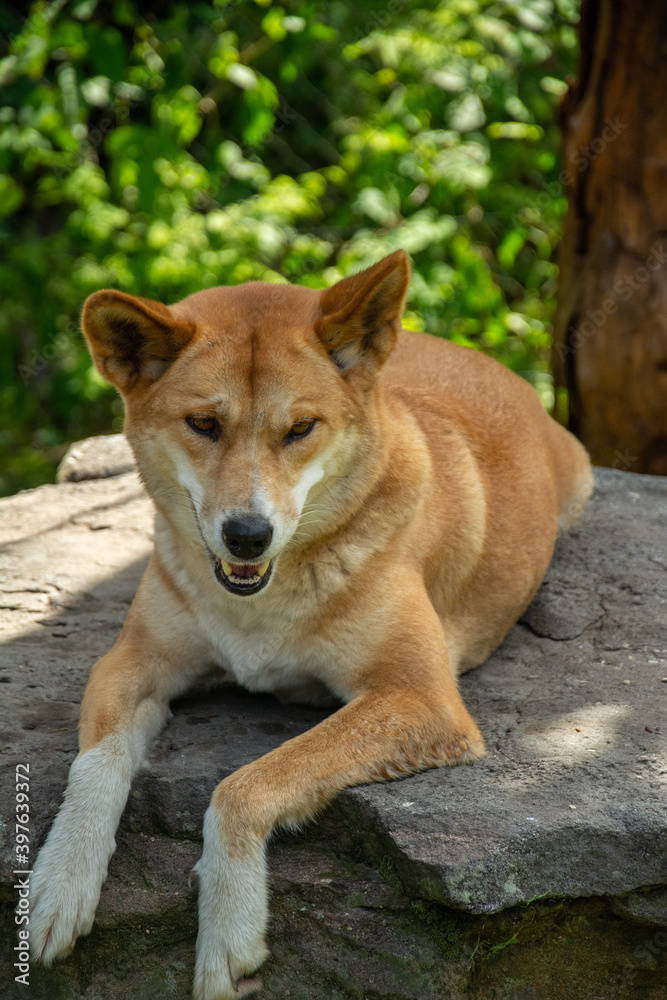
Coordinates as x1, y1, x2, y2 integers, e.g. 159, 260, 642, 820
29, 599, 195, 965
193, 589, 484, 1000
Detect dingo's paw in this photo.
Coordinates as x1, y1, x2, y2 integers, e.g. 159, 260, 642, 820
29, 848, 104, 964
29, 804, 116, 963
193, 931, 268, 1000
28, 740, 131, 964
193, 810, 269, 1000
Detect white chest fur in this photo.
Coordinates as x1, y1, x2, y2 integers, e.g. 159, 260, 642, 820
191, 571, 346, 706
154, 520, 360, 705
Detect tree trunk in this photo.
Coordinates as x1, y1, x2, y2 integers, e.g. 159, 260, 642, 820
552, 0, 667, 475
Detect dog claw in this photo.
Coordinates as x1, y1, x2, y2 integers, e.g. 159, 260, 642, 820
227, 955, 264, 997
228, 956, 239, 993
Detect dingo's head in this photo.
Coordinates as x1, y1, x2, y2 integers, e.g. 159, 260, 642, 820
82, 251, 409, 596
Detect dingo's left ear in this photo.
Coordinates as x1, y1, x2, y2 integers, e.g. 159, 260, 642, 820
82, 290, 196, 393
315, 250, 410, 385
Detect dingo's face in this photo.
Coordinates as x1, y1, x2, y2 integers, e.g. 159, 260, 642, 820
124, 286, 362, 596
83, 253, 410, 596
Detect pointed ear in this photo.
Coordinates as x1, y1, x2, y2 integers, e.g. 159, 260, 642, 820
81, 290, 196, 393
315, 250, 410, 384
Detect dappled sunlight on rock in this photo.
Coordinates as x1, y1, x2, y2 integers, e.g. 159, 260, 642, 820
0, 470, 151, 647
519, 701, 633, 762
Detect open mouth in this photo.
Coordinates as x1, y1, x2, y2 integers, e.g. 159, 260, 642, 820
213, 557, 273, 596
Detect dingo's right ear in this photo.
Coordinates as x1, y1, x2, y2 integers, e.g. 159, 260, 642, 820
82, 290, 195, 393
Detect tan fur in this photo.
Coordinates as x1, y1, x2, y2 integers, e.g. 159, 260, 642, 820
31, 251, 592, 999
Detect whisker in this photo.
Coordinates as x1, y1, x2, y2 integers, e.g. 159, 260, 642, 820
300, 502, 330, 514
141, 481, 211, 517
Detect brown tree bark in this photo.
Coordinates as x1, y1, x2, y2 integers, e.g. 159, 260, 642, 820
552, 0, 667, 475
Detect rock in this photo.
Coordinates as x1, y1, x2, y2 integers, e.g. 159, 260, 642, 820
1, 449, 666, 999
519, 579, 603, 640
611, 886, 667, 927
56, 433, 135, 482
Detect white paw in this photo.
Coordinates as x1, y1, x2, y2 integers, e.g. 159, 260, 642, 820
193, 808, 269, 1000
193, 933, 268, 1000
30, 835, 108, 964
29, 740, 131, 965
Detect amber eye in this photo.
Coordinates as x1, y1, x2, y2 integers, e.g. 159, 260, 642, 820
285, 419, 315, 445
186, 415, 220, 440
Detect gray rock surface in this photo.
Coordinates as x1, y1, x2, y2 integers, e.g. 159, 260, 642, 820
1, 445, 666, 999
56, 433, 135, 482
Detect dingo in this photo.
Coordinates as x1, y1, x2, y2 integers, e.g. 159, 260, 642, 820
30, 251, 592, 998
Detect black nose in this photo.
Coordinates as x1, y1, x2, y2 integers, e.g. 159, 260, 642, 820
222, 515, 273, 561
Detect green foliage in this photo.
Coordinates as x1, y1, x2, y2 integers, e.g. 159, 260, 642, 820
0, 0, 579, 495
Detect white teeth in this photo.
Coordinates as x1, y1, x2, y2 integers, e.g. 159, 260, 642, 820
218, 558, 271, 585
